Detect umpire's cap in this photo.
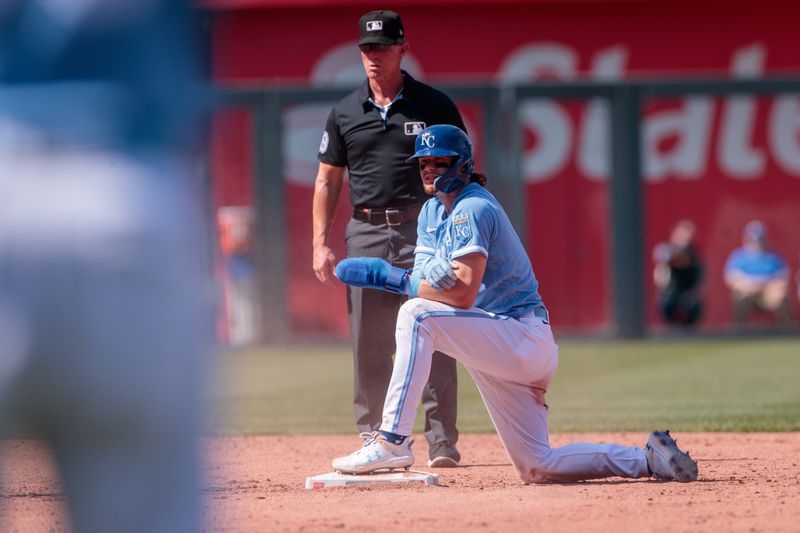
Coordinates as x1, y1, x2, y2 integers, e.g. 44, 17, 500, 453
358, 10, 405, 46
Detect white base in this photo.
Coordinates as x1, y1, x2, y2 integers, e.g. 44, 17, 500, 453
305, 469, 439, 490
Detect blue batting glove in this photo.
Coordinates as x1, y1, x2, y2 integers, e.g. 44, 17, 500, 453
335, 258, 419, 296
423, 256, 459, 291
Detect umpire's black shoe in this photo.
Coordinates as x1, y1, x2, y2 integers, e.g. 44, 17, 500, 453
428, 441, 461, 468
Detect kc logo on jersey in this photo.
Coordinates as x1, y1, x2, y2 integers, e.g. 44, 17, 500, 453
452, 213, 471, 242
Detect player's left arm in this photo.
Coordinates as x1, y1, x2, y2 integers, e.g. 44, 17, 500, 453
415, 252, 486, 308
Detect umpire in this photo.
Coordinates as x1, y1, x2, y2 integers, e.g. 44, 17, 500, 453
312, 9, 463, 467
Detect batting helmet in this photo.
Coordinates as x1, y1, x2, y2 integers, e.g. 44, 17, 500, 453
406, 124, 474, 193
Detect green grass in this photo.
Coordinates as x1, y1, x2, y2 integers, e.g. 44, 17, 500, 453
205, 337, 800, 435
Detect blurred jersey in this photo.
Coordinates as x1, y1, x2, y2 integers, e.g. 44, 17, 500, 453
0, 0, 202, 150
0, 2, 213, 533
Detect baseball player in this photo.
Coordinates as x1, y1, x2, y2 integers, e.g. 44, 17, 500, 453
330, 124, 698, 483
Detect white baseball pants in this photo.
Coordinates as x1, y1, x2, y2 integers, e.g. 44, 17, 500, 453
380, 298, 650, 483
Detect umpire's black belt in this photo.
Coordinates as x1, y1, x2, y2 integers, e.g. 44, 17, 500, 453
352, 204, 423, 226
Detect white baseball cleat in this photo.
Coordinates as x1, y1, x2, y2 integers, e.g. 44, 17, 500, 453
332, 432, 415, 474
645, 430, 698, 482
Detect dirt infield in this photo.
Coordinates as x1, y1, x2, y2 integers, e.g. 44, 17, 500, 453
3, 433, 799, 532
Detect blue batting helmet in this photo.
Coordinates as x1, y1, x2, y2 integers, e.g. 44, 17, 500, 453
406, 124, 474, 193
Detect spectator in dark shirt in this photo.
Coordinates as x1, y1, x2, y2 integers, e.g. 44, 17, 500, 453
652, 219, 703, 327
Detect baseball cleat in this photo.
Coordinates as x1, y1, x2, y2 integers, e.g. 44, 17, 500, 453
428, 456, 459, 468
427, 441, 461, 468
332, 432, 415, 474
645, 430, 698, 482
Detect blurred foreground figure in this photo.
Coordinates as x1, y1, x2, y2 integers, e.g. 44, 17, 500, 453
0, 2, 213, 532
652, 220, 704, 327
724, 221, 792, 327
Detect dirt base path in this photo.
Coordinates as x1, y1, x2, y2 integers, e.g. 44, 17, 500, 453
3, 433, 800, 532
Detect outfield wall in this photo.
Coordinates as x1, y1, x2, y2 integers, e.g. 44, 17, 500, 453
205, 0, 800, 338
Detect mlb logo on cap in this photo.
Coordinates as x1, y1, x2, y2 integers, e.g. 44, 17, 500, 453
358, 10, 405, 46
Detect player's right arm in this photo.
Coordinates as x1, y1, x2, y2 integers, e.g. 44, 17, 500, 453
312, 162, 346, 287
416, 252, 486, 309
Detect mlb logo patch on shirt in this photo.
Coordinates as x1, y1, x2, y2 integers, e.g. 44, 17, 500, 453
404, 122, 426, 135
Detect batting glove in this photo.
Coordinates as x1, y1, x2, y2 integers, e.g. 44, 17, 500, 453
423, 256, 459, 291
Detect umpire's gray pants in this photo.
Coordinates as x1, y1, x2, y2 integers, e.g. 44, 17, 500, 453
345, 217, 459, 450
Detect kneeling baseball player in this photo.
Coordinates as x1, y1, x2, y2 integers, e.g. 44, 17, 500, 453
332, 124, 698, 484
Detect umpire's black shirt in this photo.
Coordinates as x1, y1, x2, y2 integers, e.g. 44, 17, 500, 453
317, 71, 465, 209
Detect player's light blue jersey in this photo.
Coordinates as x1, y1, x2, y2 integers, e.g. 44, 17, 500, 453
414, 182, 546, 319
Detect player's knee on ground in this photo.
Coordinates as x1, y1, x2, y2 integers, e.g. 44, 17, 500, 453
519, 462, 558, 484
510, 450, 561, 484
514, 449, 599, 484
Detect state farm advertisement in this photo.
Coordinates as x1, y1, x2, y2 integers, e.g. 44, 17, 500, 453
211, 1, 800, 335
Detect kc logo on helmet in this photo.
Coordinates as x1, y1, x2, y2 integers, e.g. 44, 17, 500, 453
366, 21, 383, 31
420, 132, 435, 148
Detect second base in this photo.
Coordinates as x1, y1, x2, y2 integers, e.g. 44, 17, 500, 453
305, 469, 439, 490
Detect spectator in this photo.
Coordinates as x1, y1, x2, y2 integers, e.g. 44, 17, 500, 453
724, 221, 792, 326
652, 219, 703, 327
